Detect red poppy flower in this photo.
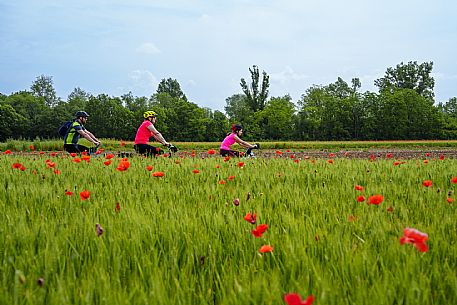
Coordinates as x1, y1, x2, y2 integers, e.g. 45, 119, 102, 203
105, 154, 114, 159
447, 197, 454, 203
216, 165, 221, 169
290, 154, 295, 159
393, 161, 401, 166
223, 156, 231, 162
354, 185, 363, 191
163, 153, 169, 157
425, 153, 430, 157
237, 162, 245, 168
120, 142, 125, 147
275, 150, 283, 155
423, 160, 429, 164
451, 177, 457, 184
259, 245, 273, 253
357, 195, 366, 202
207, 149, 216, 155
82, 155, 90, 162
79, 190, 91, 201
218, 180, 226, 185
19, 165, 26, 171
386, 153, 393, 159
387, 206, 393, 212
327, 159, 333, 164
65, 191, 73, 196
233, 198, 240, 206
286, 149, 291, 153
284, 293, 314, 305
252, 224, 268, 237
440, 154, 445, 160
4, 150, 12, 155
143, 165, 152, 171
294, 159, 299, 163
70, 153, 77, 157
104, 160, 112, 166
81, 151, 88, 156
122, 158, 128, 161
72, 157, 81, 163
46, 161, 56, 168
329, 153, 334, 157
54, 169, 61, 175
115, 202, 121, 213
367, 194, 384, 205
228, 175, 235, 180
50, 152, 57, 157
192, 169, 200, 174
12, 163, 22, 169
244, 212, 256, 224
39, 151, 45, 155
116, 160, 130, 171
152, 171, 165, 177
399, 227, 428, 252
370, 155, 376, 161
422, 180, 432, 187
29, 145, 35, 150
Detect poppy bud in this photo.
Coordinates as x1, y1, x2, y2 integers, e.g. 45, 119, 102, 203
233, 198, 240, 206
96, 223, 104, 237
37, 278, 44, 286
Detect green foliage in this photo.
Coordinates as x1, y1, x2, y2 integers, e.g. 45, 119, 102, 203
30, 75, 59, 107
240, 65, 270, 112
1, 61, 457, 143
374, 61, 435, 100
156, 78, 188, 101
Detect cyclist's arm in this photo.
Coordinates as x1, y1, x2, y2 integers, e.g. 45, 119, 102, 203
147, 124, 169, 146
77, 130, 100, 145
234, 135, 255, 148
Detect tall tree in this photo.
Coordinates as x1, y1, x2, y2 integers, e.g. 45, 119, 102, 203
156, 78, 187, 102
31, 75, 59, 107
259, 95, 296, 140
374, 61, 435, 100
240, 65, 270, 112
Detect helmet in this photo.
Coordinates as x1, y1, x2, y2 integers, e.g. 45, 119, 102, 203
75, 111, 89, 118
143, 110, 158, 119
231, 124, 243, 132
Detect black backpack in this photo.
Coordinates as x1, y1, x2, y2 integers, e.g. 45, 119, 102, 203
58, 121, 74, 137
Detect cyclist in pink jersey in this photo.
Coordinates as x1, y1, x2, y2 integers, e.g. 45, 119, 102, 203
220, 124, 258, 157
134, 110, 177, 157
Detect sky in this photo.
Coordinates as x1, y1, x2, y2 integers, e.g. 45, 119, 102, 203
1, 0, 456, 111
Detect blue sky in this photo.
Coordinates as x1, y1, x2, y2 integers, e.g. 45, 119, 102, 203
1, 0, 456, 111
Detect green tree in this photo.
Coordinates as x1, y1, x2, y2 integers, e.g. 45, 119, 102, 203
0, 104, 27, 141
240, 65, 270, 112
258, 95, 296, 140
85, 94, 136, 140
4, 91, 46, 139
156, 78, 188, 101
31, 75, 59, 107
374, 61, 435, 100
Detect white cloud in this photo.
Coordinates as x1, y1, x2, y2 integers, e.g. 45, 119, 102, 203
136, 42, 161, 54
270, 66, 308, 84
115, 70, 158, 96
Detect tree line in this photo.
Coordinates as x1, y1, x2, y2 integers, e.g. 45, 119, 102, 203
1, 61, 456, 142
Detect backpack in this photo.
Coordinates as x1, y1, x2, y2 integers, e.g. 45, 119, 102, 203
58, 121, 74, 137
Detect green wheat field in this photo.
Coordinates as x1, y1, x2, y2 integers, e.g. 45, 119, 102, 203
1, 148, 456, 305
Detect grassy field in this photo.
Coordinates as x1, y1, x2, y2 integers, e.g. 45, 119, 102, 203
1, 150, 456, 304
2, 139, 457, 153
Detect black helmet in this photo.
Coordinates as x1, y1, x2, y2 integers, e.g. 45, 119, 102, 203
231, 124, 243, 132
75, 111, 89, 118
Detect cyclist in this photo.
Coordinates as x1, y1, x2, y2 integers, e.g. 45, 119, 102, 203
134, 110, 177, 157
63, 111, 101, 153
220, 124, 258, 157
